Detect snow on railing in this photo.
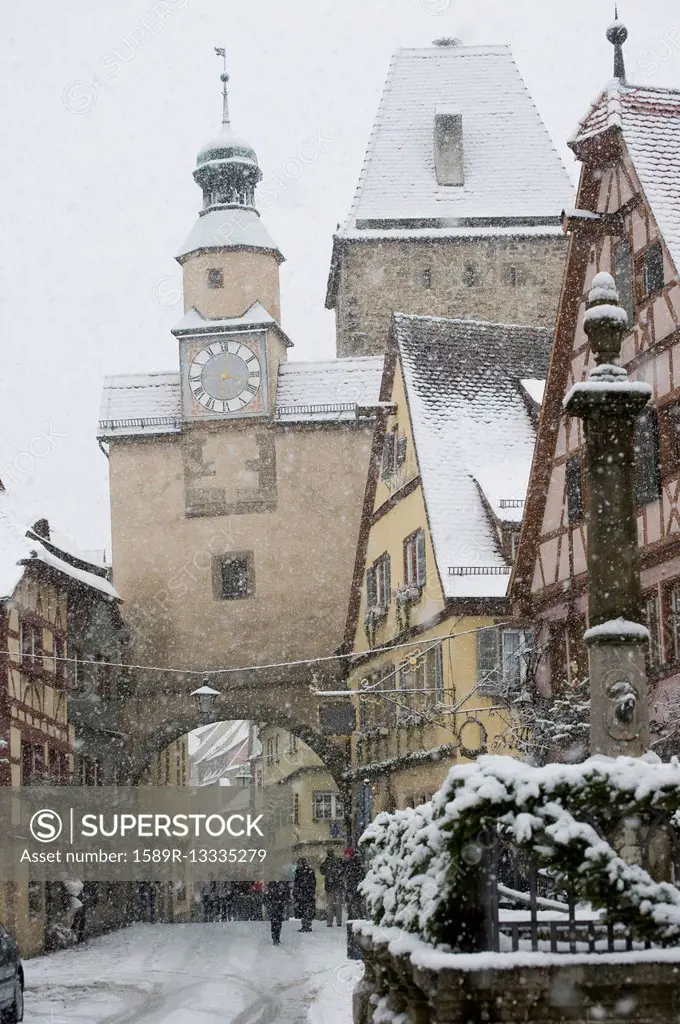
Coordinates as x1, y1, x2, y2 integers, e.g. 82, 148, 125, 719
448, 566, 512, 576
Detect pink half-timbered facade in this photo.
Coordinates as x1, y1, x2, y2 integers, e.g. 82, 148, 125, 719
513, 74, 680, 753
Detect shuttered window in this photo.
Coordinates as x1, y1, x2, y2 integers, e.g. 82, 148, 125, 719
404, 530, 426, 587
566, 455, 583, 524
635, 408, 661, 506
615, 238, 634, 325
643, 243, 664, 296
477, 627, 501, 688
382, 428, 398, 477
367, 554, 391, 611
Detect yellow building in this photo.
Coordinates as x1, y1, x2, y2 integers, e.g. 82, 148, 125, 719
344, 314, 549, 830
260, 724, 345, 908
145, 734, 190, 787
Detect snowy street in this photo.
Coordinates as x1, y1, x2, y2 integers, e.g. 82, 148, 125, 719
22, 922, 360, 1024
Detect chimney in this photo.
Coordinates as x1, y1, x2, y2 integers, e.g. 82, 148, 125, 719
434, 105, 464, 186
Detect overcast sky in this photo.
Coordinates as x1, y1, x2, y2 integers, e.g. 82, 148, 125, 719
2, 0, 679, 550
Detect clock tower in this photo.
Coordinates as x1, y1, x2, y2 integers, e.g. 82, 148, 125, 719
175, 53, 288, 422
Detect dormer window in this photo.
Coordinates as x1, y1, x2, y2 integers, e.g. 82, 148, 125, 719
463, 264, 481, 288
207, 268, 224, 289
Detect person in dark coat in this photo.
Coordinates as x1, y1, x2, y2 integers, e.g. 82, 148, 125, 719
343, 848, 366, 920
293, 858, 316, 932
320, 849, 345, 926
264, 880, 291, 945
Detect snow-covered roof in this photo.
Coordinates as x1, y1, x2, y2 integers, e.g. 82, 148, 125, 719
571, 81, 680, 274
98, 357, 384, 437
172, 301, 291, 346
191, 720, 252, 787
176, 207, 283, 262
275, 357, 384, 422
520, 378, 546, 406
0, 491, 118, 602
394, 314, 550, 599
339, 45, 572, 235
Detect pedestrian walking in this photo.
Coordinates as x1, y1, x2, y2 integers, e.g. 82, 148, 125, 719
293, 858, 316, 932
343, 848, 366, 920
264, 879, 291, 946
320, 849, 345, 927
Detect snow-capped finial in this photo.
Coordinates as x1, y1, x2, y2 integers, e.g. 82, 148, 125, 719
214, 45, 230, 127
583, 271, 629, 370
606, 7, 628, 81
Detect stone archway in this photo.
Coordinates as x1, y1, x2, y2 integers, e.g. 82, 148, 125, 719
111, 661, 352, 787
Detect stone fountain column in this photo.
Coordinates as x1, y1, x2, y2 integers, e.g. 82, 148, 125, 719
564, 272, 651, 757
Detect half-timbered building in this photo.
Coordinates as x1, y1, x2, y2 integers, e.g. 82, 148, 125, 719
512, 24, 680, 754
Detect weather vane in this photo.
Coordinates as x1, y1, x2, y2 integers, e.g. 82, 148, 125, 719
214, 45, 230, 126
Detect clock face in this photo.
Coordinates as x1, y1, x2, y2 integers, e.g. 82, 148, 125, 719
189, 340, 262, 414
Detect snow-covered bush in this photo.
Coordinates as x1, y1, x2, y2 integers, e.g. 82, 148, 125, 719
359, 754, 680, 951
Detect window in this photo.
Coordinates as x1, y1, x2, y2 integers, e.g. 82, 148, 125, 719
293, 792, 299, 825
20, 622, 41, 668
615, 238, 635, 324
396, 435, 407, 467
214, 552, 254, 600
668, 582, 680, 663
207, 267, 224, 289
313, 792, 344, 820
404, 529, 426, 588
422, 267, 432, 289
503, 265, 525, 288
565, 455, 583, 524
95, 654, 112, 700
510, 532, 520, 563
644, 591, 662, 667
381, 426, 398, 477
659, 404, 680, 474
265, 735, 280, 765
463, 263, 481, 287
21, 741, 45, 784
289, 733, 298, 755
367, 553, 391, 611
54, 636, 66, 688
426, 643, 444, 704
643, 243, 664, 297
477, 627, 528, 692
635, 408, 661, 506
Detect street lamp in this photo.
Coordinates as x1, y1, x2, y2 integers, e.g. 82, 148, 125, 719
191, 680, 220, 719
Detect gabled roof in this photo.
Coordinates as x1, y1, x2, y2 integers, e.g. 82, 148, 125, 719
0, 491, 118, 602
97, 357, 385, 437
394, 314, 550, 599
339, 45, 572, 235
570, 81, 680, 274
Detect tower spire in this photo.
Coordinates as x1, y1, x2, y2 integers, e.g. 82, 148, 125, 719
214, 45, 230, 127
606, 7, 628, 82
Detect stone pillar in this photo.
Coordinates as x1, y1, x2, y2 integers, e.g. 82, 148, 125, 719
564, 272, 651, 757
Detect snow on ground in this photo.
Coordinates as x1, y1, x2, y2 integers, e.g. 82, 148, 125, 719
23, 921, 361, 1024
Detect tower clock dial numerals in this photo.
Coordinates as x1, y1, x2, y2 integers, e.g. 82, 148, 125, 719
189, 339, 262, 413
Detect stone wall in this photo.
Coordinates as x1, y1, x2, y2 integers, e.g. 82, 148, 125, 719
353, 929, 680, 1024
333, 233, 568, 358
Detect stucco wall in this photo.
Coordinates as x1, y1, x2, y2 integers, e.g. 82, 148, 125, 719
108, 421, 374, 678
181, 249, 282, 322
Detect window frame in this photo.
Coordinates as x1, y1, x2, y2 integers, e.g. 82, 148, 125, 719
644, 589, 662, 667
207, 267, 224, 289
213, 551, 255, 601
642, 242, 664, 298
367, 552, 391, 613
635, 408, 661, 507
565, 454, 583, 524
313, 791, 344, 821
403, 529, 426, 589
